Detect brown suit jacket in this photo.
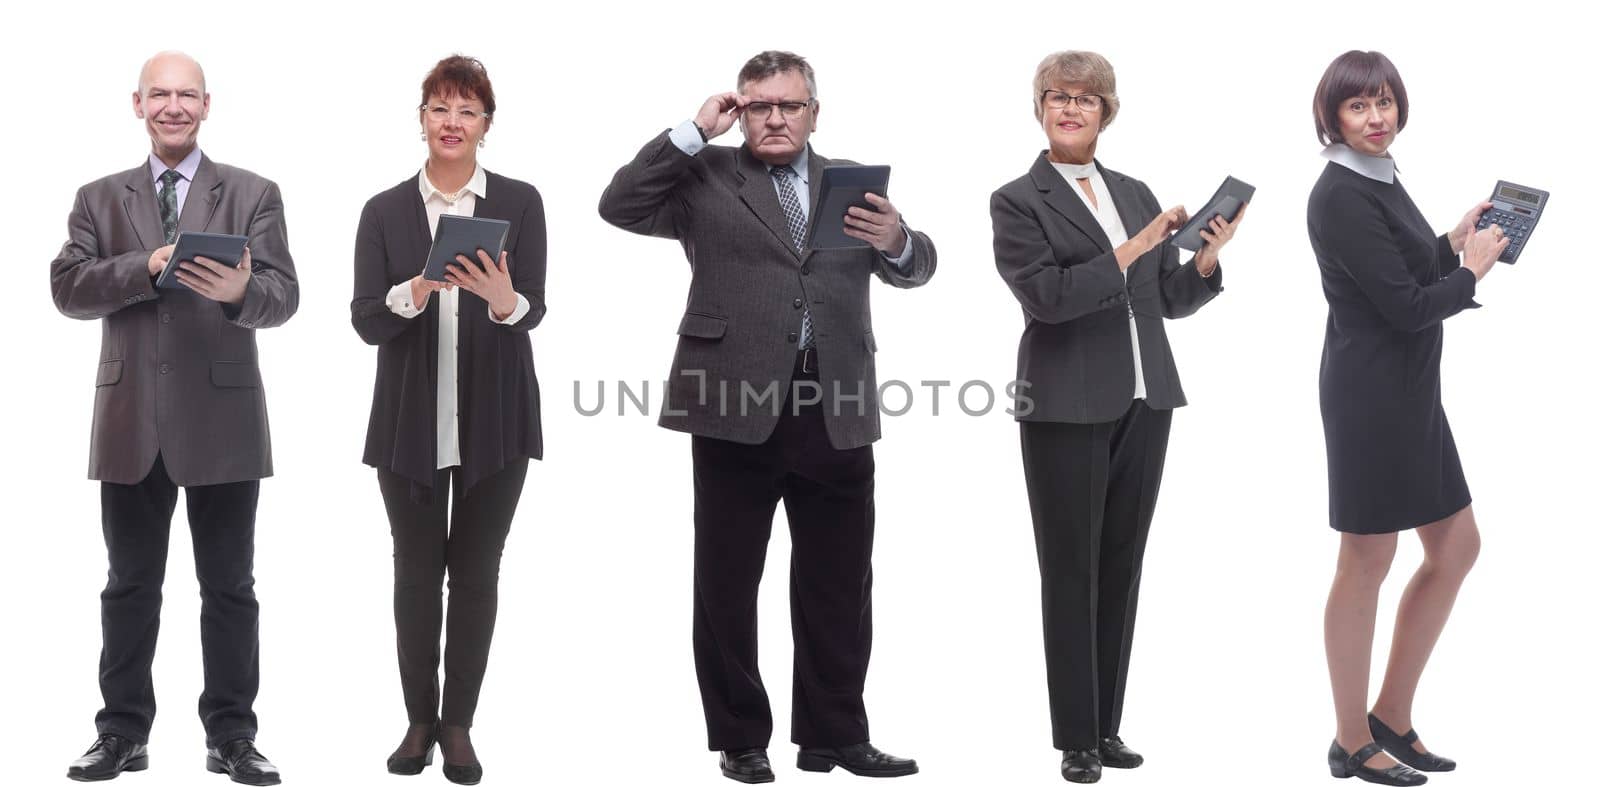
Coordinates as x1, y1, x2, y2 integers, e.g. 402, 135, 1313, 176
50, 153, 298, 485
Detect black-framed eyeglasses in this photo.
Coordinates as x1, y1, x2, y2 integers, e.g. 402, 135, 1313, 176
420, 105, 491, 125
1040, 90, 1105, 113
745, 100, 813, 120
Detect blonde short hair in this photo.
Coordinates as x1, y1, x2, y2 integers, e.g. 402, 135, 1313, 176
1032, 51, 1119, 128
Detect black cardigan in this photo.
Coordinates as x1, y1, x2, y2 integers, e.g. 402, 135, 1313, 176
351, 170, 547, 492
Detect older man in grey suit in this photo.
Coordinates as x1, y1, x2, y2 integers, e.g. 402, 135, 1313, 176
49, 52, 294, 786
599, 50, 934, 784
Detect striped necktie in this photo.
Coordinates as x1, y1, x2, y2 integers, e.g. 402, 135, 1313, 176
771, 165, 814, 350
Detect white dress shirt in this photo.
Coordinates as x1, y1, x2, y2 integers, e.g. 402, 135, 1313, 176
385, 165, 531, 469
1052, 159, 1147, 401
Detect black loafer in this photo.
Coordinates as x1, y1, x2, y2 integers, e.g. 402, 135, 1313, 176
1328, 740, 1426, 785
1061, 749, 1101, 783
720, 748, 775, 783
797, 742, 918, 777
206, 738, 281, 786
386, 725, 438, 775
1098, 736, 1143, 769
1369, 714, 1456, 772
67, 734, 148, 781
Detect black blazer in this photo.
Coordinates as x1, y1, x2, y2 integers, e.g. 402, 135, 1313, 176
351, 170, 547, 492
991, 153, 1222, 424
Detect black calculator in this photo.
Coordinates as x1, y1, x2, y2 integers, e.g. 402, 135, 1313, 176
1475, 180, 1549, 264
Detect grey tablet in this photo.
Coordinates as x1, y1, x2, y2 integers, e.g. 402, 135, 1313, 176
424, 214, 511, 282
157, 231, 248, 290
1171, 176, 1254, 252
806, 165, 891, 250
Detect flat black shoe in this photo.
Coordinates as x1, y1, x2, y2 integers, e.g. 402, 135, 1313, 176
1328, 740, 1426, 785
442, 761, 483, 785
797, 742, 918, 777
720, 748, 775, 783
1098, 736, 1143, 769
1369, 714, 1456, 772
206, 738, 281, 786
386, 724, 438, 775
1061, 749, 1101, 783
67, 734, 148, 781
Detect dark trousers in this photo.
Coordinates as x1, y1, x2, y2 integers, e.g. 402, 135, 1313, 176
1020, 400, 1172, 751
691, 359, 876, 750
376, 460, 527, 728
96, 454, 261, 747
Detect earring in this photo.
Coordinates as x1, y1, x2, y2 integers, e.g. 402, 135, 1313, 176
420, 132, 427, 141
478, 139, 486, 149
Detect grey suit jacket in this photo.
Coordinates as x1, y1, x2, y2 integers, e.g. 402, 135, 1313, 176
50, 154, 298, 485
598, 130, 936, 450
991, 153, 1221, 424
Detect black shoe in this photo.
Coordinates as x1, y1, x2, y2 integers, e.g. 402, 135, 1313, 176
66, 735, 148, 781
386, 724, 438, 775
1368, 714, 1456, 772
1061, 750, 1102, 783
1098, 736, 1143, 769
1328, 740, 1426, 785
205, 739, 281, 786
797, 742, 918, 777
441, 761, 483, 785
720, 749, 775, 784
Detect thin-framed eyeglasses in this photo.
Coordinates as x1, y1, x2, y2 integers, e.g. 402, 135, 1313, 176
420, 105, 491, 125
1040, 90, 1105, 113
744, 100, 814, 120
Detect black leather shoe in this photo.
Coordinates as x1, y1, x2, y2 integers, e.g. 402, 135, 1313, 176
386, 724, 438, 775
720, 748, 775, 783
442, 760, 483, 785
797, 742, 918, 777
1369, 714, 1456, 772
1098, 736, 1143, 769
1061, 749, 1102, 783
1328, 740, 1427, 785
205, 738, 282, 786
66, 735, 148, 781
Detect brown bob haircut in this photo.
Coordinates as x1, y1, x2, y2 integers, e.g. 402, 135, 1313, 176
1313, 50, 1407, 145
420, 55, 496, 119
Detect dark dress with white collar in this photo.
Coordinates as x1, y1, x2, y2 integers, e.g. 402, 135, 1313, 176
1307, 160, 1477, 534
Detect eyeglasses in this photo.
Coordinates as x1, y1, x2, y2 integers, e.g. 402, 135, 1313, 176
744, 100, 813, 120
1040, 90, 1105, 113
420, 105, 491, 125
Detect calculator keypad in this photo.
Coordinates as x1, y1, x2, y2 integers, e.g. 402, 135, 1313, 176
1476, 208, 1532, 260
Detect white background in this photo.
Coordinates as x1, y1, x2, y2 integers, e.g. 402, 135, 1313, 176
4, 1, 1595, 785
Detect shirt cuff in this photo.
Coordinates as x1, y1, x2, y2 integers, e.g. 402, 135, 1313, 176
386, 280, 424, 318
669, 120, 708, 156
490, 293, 531, 325
879, 227, 915, 270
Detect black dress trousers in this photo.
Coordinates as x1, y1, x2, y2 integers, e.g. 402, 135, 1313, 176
97, 454, 261, 747
377, 459, 528, 728
1020, 399, 1172, 751
691, 356, 876, 750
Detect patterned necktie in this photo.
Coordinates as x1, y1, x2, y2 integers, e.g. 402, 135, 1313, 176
157, 169, 182, 244
771, 165, 814, 350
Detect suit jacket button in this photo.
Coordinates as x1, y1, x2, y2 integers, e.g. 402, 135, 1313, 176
159, 364, 170, 375
801, 266, 811, 276
786, 332, 798, 344
161, 313, 172, 324
792, 298, 803, 309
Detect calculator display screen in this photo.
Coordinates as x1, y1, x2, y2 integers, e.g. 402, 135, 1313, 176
1499, 185, 1541, 204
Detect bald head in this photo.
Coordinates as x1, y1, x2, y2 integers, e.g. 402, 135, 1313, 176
138, 51, 206, 94
133, 51, 210, 168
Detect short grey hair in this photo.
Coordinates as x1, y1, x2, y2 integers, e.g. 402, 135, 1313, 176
1032, 50, 1119, 128
737, 50, 817, 99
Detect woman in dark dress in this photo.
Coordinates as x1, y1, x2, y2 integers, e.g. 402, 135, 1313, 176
351, 55, 547, 785
1307, 50, 1507, 786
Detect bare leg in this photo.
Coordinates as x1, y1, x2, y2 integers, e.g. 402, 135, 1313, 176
1326, 531, 1401, 768
1371, 505, 1480, 754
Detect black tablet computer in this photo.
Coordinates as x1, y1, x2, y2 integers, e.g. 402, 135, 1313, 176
806, 165, 891, 250
424, 215, 511, 282
1171, 176, 1254, 252
156, 231, 248, 290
